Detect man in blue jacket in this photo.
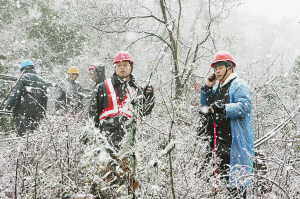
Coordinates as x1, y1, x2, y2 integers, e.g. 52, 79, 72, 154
200, 51, 254, 198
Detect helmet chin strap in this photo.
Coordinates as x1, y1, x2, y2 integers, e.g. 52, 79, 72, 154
220, 66, 233, 82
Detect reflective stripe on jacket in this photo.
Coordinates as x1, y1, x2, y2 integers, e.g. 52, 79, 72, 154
99, 78, 137, 120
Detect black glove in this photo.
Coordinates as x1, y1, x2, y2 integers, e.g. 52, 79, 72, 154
143, 85, 154, 100
211, 100, 226, 114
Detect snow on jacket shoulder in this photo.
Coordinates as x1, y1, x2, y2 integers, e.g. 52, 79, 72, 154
5, 70, 48, 116
200, 77, 254, 188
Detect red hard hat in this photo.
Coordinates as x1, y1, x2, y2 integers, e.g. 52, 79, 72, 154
113, 51, 134, 65
211, 51, 236, 68
88, 65, 97, 71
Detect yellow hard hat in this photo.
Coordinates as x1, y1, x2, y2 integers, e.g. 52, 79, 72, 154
67, 66, 79, 74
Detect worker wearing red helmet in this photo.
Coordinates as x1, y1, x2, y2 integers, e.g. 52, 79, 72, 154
88, 63, 106, 89
200, 51, 254, 198
88, 51, 154, 152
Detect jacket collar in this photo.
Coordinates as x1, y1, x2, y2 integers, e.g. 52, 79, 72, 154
23, 68, 37, 74
220, 73, 237, 88
111, 73, 137, 88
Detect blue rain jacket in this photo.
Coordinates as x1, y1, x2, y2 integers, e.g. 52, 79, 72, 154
200, 77, 254, 188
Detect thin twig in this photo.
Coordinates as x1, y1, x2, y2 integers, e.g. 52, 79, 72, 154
15, 158, 18, 199
34, 162, 38, 199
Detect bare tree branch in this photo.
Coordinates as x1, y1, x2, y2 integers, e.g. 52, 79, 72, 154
125, 15, 165, 24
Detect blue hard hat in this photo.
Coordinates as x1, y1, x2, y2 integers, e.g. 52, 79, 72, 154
20, 59, 35, 72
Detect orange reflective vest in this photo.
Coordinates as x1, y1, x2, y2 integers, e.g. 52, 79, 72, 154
99, 78, 137, 120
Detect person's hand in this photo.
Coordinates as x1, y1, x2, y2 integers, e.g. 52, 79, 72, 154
144, 85, 154, 100
210, 100, 226, 114
206, 73, 216, 87
145, 85, 153, 94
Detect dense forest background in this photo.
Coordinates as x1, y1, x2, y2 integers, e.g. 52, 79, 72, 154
1, 0, 300, 198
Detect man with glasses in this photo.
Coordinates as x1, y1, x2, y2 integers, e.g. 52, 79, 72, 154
88, 51, 154, 152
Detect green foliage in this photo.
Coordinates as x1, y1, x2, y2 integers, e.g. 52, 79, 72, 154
25, 3, 86, 68
0, 113, 14, 133
293, 55, 300, 74
0, 55, 14, 133
0, 0, 86, 75
0, 0, 30, 27
0, 54, 7, 74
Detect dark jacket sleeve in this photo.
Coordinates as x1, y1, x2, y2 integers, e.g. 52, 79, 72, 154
5, 78, 25, 110
75, 82, 85, 109
200, 85, 215, 107
88, 83, 105, 127
54, 81, 66, 110
97, 65, 106, 84
76, 82, 83, 93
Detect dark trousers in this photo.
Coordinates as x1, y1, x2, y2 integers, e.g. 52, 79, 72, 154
15, 115, 41, 137
104, 129, 126, 152
101, 116, 129, 152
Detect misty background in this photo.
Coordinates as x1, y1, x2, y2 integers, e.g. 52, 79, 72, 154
1, 0, 300, 198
